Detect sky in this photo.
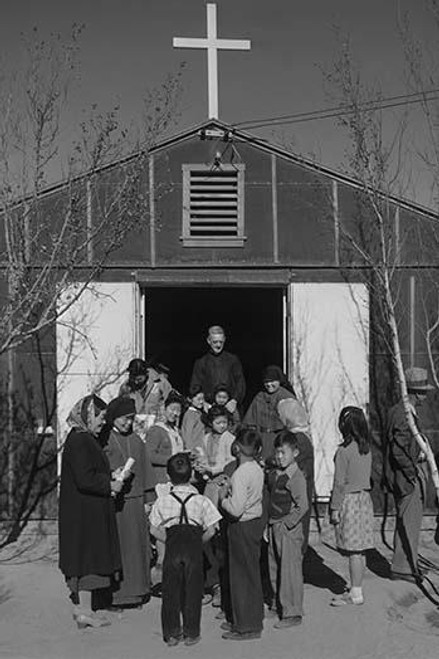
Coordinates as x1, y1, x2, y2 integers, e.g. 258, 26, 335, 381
0, 0, 436, 206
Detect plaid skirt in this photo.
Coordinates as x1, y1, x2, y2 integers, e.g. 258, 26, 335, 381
335, 491, 374, 552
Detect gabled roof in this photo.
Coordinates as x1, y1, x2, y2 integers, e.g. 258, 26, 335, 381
150, 118, 439, 222
23, 117, 439, 222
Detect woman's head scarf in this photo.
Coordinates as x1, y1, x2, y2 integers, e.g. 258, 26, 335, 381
66, 394, 107, 432
262, 365, 296, 396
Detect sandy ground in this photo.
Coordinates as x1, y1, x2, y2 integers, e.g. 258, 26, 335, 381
1, 522, 439, 659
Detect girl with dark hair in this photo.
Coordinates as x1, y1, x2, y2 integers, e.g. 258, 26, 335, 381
59, 395, 123, 629
196, 405, 235, 503
181, 384, 207, 451
213, 383, 241, 432
146, 391, 185, 484
329, 406, 374, 606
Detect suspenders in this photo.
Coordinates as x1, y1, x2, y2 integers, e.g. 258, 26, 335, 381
170, 491, 198, 525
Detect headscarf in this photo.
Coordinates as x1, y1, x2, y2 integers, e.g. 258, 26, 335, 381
262, 365, 296, 396
66, 394, 107, 433
106, 396, 136, 426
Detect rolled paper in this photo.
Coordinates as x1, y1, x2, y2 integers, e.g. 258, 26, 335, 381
118, 457, 135, 481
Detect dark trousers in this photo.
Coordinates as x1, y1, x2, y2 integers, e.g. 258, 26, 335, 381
228, 517, 264, 634
392, 480, 423, 575
161, 525, 204, 641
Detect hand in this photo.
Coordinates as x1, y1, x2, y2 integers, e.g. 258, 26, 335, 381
144, 503, 152, 515
111, 479, 123, 494
218, 481, 230, 500
330, 510, 340, 526
112, 467, 123, 479
226, 399, 237, 413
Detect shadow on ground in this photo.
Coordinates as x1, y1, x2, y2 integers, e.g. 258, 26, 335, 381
366, 548, 391, 579
303, 547, 347, 594
0, 577, 13, 605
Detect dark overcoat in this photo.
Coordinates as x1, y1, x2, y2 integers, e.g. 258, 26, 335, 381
384, 402, 422, 499
190, 350, 246, 405
58, 429, 121, 577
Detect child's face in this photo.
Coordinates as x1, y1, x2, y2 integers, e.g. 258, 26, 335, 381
275, 443, 298, 470
215, 390, 229, 406
165, 402, 181, 425
212, 415, 228, 435
192, 392, 205, 409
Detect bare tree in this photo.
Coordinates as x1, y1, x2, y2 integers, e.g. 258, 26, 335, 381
323, 32, 439, 500
0, 26, 183, 545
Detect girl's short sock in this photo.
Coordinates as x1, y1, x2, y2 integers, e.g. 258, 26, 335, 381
350, 587, 364, 603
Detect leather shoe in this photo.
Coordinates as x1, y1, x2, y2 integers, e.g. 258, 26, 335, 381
273, 616, 302, 628
184, 636, 200, 646
222, 630, 261, 641
220, 621, 233, 631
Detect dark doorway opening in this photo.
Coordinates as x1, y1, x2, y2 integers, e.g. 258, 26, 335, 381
145, 287, 284, 411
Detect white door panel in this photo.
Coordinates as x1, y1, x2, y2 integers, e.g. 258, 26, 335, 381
289, 282, 369, 498
56, 282, 139, 448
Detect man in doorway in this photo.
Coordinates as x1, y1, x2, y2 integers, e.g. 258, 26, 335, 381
385, 366, 434, 583
190, 325, 246, 411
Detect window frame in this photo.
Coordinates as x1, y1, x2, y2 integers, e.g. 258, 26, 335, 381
181, 163, 246, 247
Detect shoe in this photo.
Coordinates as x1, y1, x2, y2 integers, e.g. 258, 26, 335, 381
390, 571, 423, 584
222, 630, 261, 641
184, 636, 200, 646
220, 621, 233, 631
75, 613, 111, 629
202, 592, 213, 605
330, 593, 363, 607
273, 616, 302, 628
91, 611, 112, 624
166, 637, 180, 647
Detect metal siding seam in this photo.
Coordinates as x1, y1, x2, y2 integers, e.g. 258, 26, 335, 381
149, 155, 156, 268
271, 154, 279, 263
332, 179, 340, 266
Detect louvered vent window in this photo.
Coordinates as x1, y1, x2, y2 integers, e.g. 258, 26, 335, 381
182, 164, 245, 247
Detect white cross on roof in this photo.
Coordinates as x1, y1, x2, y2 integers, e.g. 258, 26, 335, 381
173, 3, 251, 119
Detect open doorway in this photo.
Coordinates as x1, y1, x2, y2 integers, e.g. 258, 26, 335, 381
144, 287, 284, 411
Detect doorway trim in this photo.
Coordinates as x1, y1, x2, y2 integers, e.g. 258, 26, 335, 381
135, 268, 291, 287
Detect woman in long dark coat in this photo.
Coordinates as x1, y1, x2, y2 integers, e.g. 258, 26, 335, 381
58, 394, 122, 629
243, 365, 301, 461
104, 396, 157, 608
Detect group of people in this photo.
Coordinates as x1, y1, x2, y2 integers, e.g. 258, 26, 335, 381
58, 323, 435, 646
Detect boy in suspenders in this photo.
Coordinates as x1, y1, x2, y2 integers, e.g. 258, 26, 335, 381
150, 453, 221, 647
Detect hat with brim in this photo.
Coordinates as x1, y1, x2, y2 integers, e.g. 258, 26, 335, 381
405, 367, 434, 392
